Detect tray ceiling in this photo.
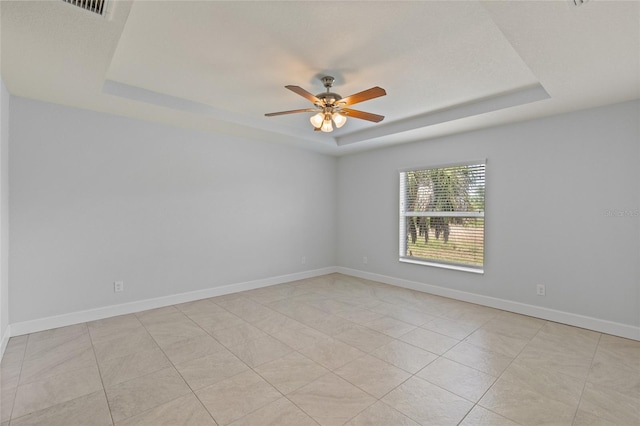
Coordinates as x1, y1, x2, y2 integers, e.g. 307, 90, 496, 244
2, 1, 638, 155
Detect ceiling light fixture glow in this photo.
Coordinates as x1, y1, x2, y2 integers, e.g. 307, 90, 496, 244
332, 112, 347, 128
311, 109, 347, 132
310, 112, 324, 128
320, 117, 333, 133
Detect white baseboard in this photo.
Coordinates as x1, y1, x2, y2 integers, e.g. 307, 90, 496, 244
0, 324, 10, 359
337, 267, 640, 341
6, 266, 639, 342
9, 267, 337, 337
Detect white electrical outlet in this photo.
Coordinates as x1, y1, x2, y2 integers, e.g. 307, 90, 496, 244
114, 281, 124, 293
363, 256, 368, 265
301, 256, 306, 265
536, 284, 546, 296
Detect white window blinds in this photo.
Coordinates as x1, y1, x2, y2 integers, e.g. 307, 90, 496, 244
399, 162, 485, 271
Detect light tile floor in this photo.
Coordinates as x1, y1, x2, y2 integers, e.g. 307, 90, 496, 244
1, 273, 639, 425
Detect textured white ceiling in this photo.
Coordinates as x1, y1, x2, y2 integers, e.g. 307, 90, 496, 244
2, 0, 639, 155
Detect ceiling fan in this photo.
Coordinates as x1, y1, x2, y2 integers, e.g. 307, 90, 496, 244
265, 76, 386, 133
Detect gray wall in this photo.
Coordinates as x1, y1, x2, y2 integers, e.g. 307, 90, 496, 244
0, 79, 8, 341
7, 95, 640, 332
9, 97, 337, 323
337, 100, 640, 328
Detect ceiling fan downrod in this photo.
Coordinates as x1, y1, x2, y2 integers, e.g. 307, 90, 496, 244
316, 76, 342, 107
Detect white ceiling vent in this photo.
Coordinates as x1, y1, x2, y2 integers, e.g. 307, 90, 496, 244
63, 0, 109, 17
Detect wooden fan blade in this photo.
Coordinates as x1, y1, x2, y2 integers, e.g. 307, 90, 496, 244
342, 108, 384, 123
285, 85, 321, 104
338, 87, 386, 106
265, 108, 318, 117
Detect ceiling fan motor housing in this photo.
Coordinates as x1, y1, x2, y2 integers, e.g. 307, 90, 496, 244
316, 92, 342, 107
316, 76, 342, 107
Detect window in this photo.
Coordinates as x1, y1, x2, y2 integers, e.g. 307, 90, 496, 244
399, 161, 485, 272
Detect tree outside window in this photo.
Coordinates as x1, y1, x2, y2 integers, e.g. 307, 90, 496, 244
399, 162, 485, 271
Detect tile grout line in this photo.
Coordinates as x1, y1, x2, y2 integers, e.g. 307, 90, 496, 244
220, 283, 408, 425
249, 347, 323, 426
130, 309, 218, 424
4, 335, 28, 424
151, 330, 227, 426
8, 325, 103, 424
99, 291, 414, 425
240, 278, 486, 424
570, 332, 603, 426
86, 323, 117, 426
145, 298, 303, 425
452, 319, 549, 426
104, 289, 446, 426
10, 274, 635, 425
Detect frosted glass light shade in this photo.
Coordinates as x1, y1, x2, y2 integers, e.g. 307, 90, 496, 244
332, 112, 347, 128
320, 118, 333, 132
310, 112, 324, 128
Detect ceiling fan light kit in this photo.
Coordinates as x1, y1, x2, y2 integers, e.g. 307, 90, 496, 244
320, 118, 333, 133
332, 112, 347, 128
310, 112, 325, 128
265, 75, 386, 133
310, 111, 347, 133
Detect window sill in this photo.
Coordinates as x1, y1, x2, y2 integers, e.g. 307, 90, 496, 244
399, 258, 484, 274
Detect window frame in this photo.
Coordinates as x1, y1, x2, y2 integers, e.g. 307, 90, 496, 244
399, 160, 486, 274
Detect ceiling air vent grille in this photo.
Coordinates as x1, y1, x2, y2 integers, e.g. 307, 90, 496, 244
63, 0, 109, 16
